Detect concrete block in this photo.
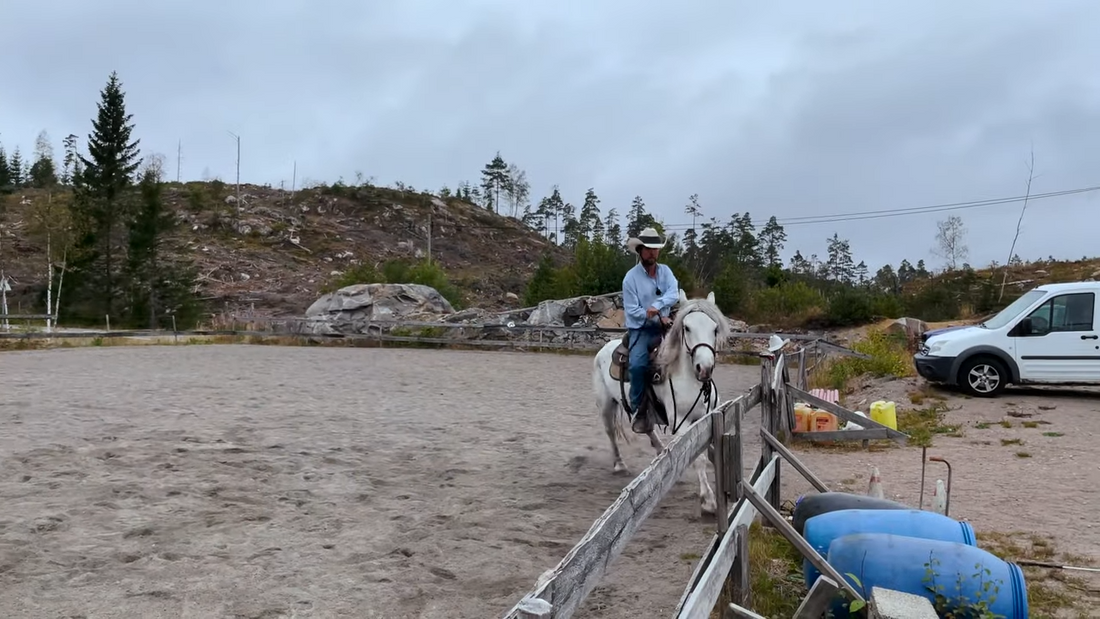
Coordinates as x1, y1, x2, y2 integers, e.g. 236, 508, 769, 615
869, 586, 938, 619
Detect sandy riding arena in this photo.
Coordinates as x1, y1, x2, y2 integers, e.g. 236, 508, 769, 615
0, 345, 758, 618
5, 345, 1099, 618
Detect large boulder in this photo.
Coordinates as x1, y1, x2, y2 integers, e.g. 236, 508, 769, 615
526, 294, 622, 327
886, 317, 929, 340
304, 283, 455, 334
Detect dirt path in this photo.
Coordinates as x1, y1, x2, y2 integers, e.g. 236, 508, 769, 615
0, 345, 760, 619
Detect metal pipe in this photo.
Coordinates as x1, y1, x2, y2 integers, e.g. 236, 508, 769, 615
929, 456, 952, 516
918, 446, 927, 510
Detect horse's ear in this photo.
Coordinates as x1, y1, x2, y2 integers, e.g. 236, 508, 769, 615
706, 291, 715, 304
678, 289, 687, 305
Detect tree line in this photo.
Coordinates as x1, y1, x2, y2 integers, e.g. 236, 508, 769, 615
0, 71, 201, 328
446, 152, 1024, 327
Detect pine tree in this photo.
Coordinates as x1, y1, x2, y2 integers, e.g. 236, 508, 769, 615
479, 152, 508, 213
625, 196, 656, 238
62, 134, 81, 184
757, 215, 787, 267
577, 188, 602, 241
603, 208, 623, 248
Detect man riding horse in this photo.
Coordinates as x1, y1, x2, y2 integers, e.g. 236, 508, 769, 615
622, 227, 680, 433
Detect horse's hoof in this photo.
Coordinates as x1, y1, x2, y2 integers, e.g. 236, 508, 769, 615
612, 463, 631, 476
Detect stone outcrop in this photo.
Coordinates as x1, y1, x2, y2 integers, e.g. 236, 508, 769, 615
303, 283, 455, 335
298, 286, 753, 347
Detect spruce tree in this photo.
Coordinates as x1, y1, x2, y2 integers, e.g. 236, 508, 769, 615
128, 166, 198, 328
9, 148, 24, 187
67, 71, 142, 322
0, 145, 10, 192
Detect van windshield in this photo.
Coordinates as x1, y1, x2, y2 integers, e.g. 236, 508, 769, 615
981, 289, 1046, 330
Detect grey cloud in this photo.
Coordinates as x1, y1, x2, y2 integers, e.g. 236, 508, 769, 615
1, 0, 1098, 271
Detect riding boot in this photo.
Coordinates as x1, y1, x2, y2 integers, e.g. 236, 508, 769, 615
628, 365, 652, 434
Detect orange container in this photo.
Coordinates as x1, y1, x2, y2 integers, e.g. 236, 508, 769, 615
812, 410, 838, 433
794, 403, 814, 433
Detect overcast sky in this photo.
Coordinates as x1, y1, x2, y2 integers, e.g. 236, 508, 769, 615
2, 0, 1098, 272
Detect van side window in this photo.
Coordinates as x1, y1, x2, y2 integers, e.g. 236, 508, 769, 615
1025, 292, 1095, 333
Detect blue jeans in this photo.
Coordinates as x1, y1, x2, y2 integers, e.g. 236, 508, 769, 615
627, 325, 661, 414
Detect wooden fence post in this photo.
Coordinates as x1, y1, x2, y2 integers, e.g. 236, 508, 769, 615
729, 523, 751, 608
711, 412, 729, 534
758, 353, 781, 522
797, 347, 808, 391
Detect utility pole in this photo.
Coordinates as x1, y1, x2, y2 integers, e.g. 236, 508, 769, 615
227, 131, 241, 223
176, 139, 182, 183
427, 212, 433, 264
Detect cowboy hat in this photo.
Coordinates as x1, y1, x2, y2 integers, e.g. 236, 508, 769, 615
767, 334, 790, 353
626, 227, 666, 253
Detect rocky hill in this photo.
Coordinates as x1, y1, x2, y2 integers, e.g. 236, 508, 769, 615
1, 181, 569, 318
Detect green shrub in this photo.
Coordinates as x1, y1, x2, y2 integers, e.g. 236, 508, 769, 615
751, 281, 825, 323
825, 288, 875, 326
813, 330, 913, 390
323, 263, 381, 292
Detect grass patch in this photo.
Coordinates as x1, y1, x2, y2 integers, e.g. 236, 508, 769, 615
1016, 451, 1032, 458
896, 402, 962, 448
977, 531, 1100, 618
1022, 421, 1039, 428
809, 330, 914, 391
717, 522, 805, 618
907, 385, 947, 406
1043, 431, 1064, 437
1001, 438, 1023, 446
1000, 419, 1013, 428
975, 422, 991, 429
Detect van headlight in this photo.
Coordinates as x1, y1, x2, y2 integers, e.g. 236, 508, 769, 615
926, 340, 945, 355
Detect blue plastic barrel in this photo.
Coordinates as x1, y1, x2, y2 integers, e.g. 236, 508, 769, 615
792, 491, 911, 535
825, 533, 1028, 619
801, 509, 977, 588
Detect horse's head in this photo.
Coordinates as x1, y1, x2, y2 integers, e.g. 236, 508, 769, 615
657, 289, 730, 382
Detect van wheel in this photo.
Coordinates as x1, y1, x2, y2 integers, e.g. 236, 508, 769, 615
958, 356, 1007, 398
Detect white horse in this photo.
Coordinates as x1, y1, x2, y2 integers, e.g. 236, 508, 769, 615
591, 289, 730, 515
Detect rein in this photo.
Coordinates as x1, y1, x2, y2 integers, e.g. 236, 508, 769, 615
668, 331, 718, 433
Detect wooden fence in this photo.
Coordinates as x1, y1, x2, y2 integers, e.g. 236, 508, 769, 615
502, 348, 910, 619
0, 315, 871, 365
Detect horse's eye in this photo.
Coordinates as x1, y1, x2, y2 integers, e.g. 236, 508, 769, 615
685, 325, 691, 332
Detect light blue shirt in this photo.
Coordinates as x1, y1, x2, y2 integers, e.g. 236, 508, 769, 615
622, 262, 680, 330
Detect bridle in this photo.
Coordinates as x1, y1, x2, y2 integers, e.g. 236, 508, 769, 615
665, 308, 719, 433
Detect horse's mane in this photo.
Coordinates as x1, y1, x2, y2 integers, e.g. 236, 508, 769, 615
654, 296, 731, 371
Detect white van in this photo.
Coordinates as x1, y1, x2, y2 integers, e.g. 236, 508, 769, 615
913, 281, 1100, 397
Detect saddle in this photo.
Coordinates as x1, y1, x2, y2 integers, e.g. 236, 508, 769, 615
608, 331, 666, 385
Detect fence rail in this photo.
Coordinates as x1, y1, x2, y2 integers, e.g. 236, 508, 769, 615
502, 346, 910, 619
0, 315, 871, 361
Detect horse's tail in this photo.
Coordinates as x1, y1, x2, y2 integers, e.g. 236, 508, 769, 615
594, 343, 632, 445
612, 395, 631, 444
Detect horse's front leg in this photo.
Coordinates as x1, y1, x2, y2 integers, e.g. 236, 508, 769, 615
694, 453, 717, 516
646, 430, 665, 453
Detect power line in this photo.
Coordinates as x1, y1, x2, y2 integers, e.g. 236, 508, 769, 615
423, 182, 1100, 233
771, 185, 1100, 226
